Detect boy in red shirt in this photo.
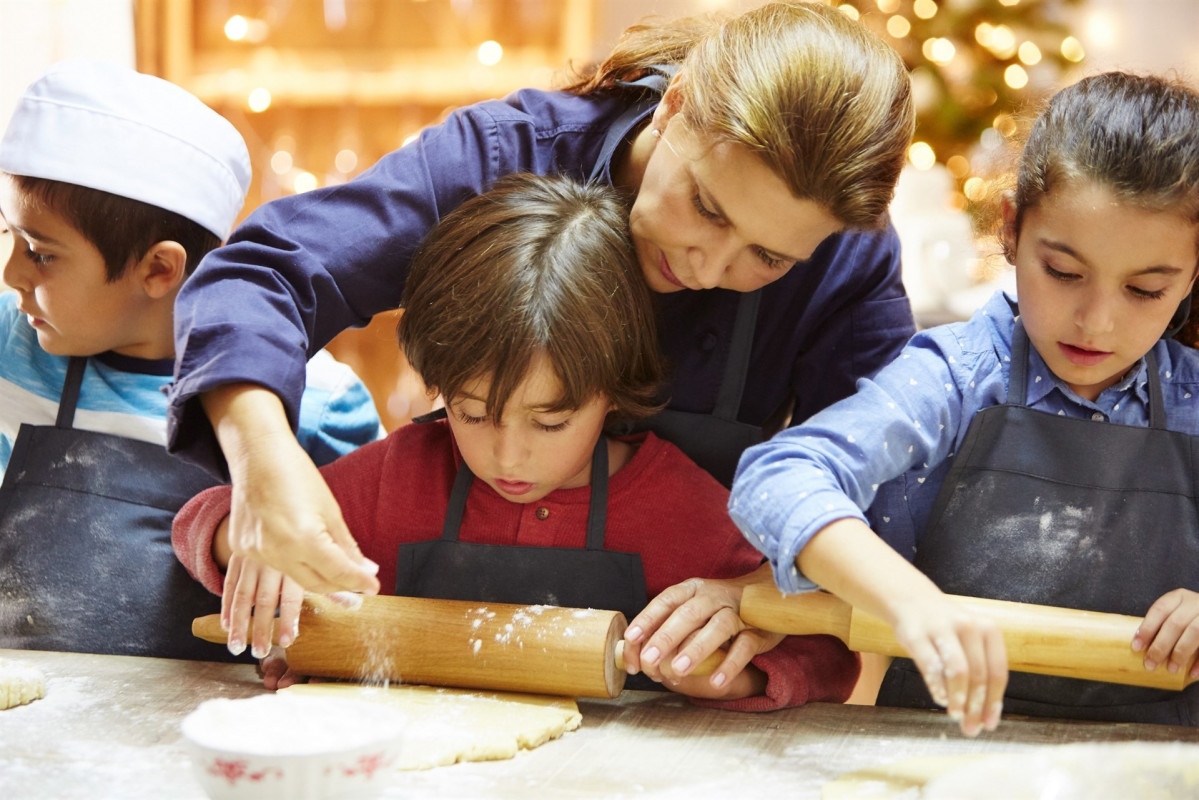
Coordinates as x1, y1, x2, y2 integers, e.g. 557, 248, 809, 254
174, 173, 857, 709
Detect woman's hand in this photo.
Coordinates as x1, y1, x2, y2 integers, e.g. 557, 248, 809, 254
1133, 588, 1199, 678
622, 566, 783, 700
222, 553, 306, 658
203, 384, 381, 612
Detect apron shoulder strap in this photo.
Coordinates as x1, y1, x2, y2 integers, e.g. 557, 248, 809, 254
440, 458, 475, 543
55, 356, 88, 429
1143, 349, 1167, 430
1007, 321, 1030, 405
584, 438, 608, 550
713, 289, 762, 421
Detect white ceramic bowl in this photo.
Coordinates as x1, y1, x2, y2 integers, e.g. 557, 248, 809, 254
181, 693, 406, 800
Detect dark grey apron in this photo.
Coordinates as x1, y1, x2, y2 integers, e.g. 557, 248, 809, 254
393, 416, 655, 688
588, 66, 764, 488
0, 356, 238, 661
877, 322, 1199, 725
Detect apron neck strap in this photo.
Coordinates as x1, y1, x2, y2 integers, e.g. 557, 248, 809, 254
1010, 318, 1167, 428
55, 356, 87, 429
440, 436, 611, 548
440, 455, 476, 543
1143, 349, 1167, 429
584, 438, 608, 549
713, 289, 761, 421
1008, 321, 1031, 405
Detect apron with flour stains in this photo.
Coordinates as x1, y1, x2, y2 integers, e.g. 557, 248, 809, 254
877, 323, 1199, 725
588, 67, 765, 488
394, 413, 656, 689
0, 356, 237, 660
394, 414, 647, 621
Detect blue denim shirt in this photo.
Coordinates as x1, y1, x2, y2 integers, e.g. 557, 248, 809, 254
729, 290, 1199, 593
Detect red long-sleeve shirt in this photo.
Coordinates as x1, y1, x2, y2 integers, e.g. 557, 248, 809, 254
173, 420, 859, 710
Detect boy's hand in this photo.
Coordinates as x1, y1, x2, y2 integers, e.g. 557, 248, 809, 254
623, 569, 783, 700
222, 553, 305, 658
258, 645, 306, 691
889, 596, 1007, 737
1133, 588, 1199, 678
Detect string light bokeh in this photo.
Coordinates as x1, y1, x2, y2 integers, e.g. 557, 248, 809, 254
833, 0, 1087, 213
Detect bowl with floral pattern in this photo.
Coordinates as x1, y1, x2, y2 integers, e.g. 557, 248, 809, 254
182, 693, 406, 800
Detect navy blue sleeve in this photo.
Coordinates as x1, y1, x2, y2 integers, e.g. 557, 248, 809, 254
167, 100, 551, 475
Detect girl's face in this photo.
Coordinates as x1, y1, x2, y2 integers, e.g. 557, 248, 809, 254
628, 105, 842, 294
444, 352, 613, 504
1010, 181, 1199, 401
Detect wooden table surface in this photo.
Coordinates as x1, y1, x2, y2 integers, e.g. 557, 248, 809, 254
2, 648, 1197, 799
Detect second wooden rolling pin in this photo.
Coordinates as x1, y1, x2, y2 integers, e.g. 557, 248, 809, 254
193, 594, 720, 699
739, 582, 1197, 691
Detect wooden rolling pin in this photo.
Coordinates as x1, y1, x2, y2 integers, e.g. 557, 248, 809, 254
740, 582, 1197, 691
193, 594, 721, 699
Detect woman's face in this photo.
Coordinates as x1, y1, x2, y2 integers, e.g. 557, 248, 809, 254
628, 113, 842, 294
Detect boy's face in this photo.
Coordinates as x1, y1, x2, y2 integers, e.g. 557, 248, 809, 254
444, 352, 612, 505
0, 177, 153, 358
1010, 180, 1199, 402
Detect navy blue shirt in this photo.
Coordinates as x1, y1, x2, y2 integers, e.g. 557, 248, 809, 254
168, 86, 915, 476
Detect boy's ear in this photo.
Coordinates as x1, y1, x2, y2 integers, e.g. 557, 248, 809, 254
999, 192, 1019, 263
136, 241, 188, 299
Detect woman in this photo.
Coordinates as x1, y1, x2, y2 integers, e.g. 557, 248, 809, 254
167, 2, 916, 628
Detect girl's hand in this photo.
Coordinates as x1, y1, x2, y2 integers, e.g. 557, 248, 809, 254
222, 554, 305, 658
1133, 588, 1199, 678
889, 596, 1007, 737
623, 569, 783, 700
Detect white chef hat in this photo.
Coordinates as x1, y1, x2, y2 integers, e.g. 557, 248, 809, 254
0, 59, 251, 240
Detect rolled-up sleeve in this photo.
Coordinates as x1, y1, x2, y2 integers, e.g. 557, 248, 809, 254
729, 331, 986, 594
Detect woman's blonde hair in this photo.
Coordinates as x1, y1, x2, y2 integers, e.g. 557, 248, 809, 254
398, 173, 665, 425
562, 1, 914, 228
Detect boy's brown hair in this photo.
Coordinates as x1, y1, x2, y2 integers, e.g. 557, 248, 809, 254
9, 175, 221, 281
398, 172, 665, 425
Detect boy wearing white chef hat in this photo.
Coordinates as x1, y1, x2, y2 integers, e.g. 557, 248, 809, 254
0, 60, 381, 660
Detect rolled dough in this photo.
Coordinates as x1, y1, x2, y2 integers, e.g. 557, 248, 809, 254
823, 743, 1199, 800
0, 657, 46, 710
283, 682, 581, 770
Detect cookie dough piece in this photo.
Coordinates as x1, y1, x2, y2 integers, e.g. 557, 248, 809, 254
284, 682, 581, 770
0, 658, 46, 709
923, 743, 1199, 800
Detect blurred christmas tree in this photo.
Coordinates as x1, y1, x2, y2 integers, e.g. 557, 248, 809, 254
833, 0, 1087, 208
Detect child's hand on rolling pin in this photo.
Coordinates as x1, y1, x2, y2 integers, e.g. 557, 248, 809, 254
888, 593, 1007, 737
222, 552, 305, 659
623, 566, 784, 700
1132, 588, 1199, 678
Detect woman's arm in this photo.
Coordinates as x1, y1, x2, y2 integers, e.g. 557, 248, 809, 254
200, 383, 380, 595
